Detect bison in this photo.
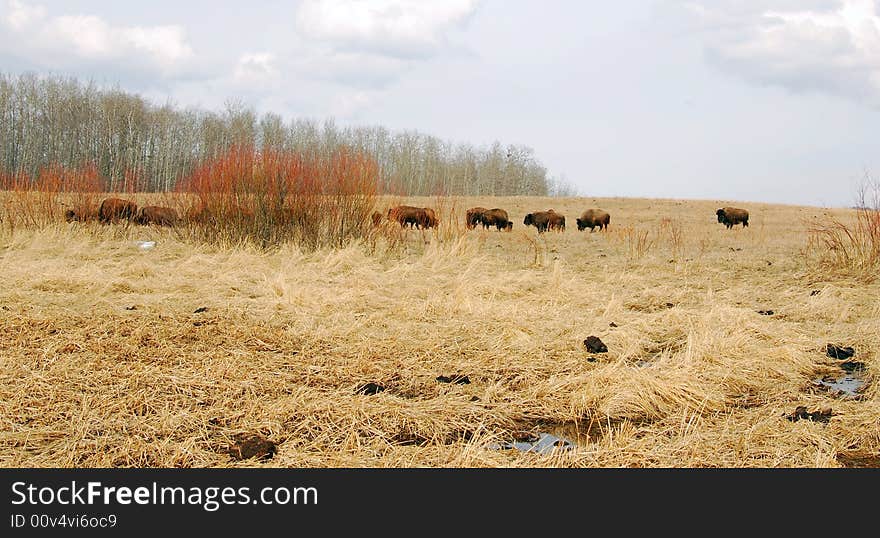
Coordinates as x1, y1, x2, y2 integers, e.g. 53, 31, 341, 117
524, 209, 565, 233
422, 207, 439, 229
716, 207, 749, 229
98, 197, 137, 224
135, 205, 178, 226
371, 211, 384, 226
388, 205, 420, 228
480, 208, 513, 231
465, 207, 489, 229
576, 208, 610, 232
64, 208, 96, 222
388, 205, 438, 229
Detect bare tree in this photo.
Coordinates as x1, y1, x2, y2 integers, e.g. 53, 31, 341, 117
0, 72, 563, 196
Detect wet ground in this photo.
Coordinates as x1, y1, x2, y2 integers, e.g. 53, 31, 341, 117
814, 361, 867, 398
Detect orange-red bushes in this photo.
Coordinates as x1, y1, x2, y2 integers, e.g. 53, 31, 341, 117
175, 145, 379, 249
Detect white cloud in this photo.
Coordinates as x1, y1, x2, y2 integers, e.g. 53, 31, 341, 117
4, 0, 44, 30
234, 53, 281, 85
0, 0, 195, 79
283, 0, 479, 117
686, 0, 880, 105
0, 0, 480, 120
296, 0, 479, 59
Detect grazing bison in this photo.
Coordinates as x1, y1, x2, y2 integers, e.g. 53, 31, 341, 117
135, 205, 178, 226
64, 208, 95, 222
576, 208, 610, 232
98, 197, 137, 224
388, 205, 420, 228
480, 208, 513, 231
388, 205, 438, 229
422, 207, 439, 229
524, 209, 565, 233
371, 211, 384, 226
465, 207, 489, 229
716, 207, 749, 229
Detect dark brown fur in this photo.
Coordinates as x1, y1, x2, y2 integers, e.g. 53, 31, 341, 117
135, 205, 178, 226
465, 207, 489, 229
64, 208, 96, 222
387, 205, 438, 229
98, 197, 137, 224
480, 208, 513, 231
576, 208, 610, 232
716, 207, 749, 229
422, 207, 438, 229
523, 210, 565, 233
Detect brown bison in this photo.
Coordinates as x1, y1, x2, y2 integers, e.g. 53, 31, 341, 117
576, 208, 610, 232
135, 205, 178, 226
465, 207, 489, 229
422, 207, 439, 229
388, 205, 438, 229
371, 211, 384, 226
524, 209, 565, 233
716, 207, 749, 229
64, 208, 96, 222
98, 197, 137, 224
480, 208, 513, 231
388, 205, 420, 228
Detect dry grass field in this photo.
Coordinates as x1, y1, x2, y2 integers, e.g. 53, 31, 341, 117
1, 195, 878, 467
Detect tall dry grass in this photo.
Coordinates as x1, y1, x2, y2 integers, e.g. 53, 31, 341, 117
805, 178, 880, 281
0, 163, 107, 229
1, 195, 877, 468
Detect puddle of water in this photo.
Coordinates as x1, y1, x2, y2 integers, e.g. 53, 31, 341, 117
814, 363, 866, 397
489, 433, 575, 454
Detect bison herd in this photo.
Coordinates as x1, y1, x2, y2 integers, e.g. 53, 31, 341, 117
64, 197, 179, 227
65, 198, 750, 234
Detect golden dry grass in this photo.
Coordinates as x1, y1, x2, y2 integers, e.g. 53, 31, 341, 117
1, 195, 878, 467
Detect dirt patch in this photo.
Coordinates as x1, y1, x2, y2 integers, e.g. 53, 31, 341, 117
227, 433, 276, 461
784, 406, 833, 423
583, 336, 608, 353
436, 374, 470, 385
355, 382, 385, 395
826, 344, 855, 360
836, 453, 880, 468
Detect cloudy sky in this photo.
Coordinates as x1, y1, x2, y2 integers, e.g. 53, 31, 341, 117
2, 0, 879, 207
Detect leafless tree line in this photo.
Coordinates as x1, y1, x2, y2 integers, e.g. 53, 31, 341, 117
0, 72, 560, 196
